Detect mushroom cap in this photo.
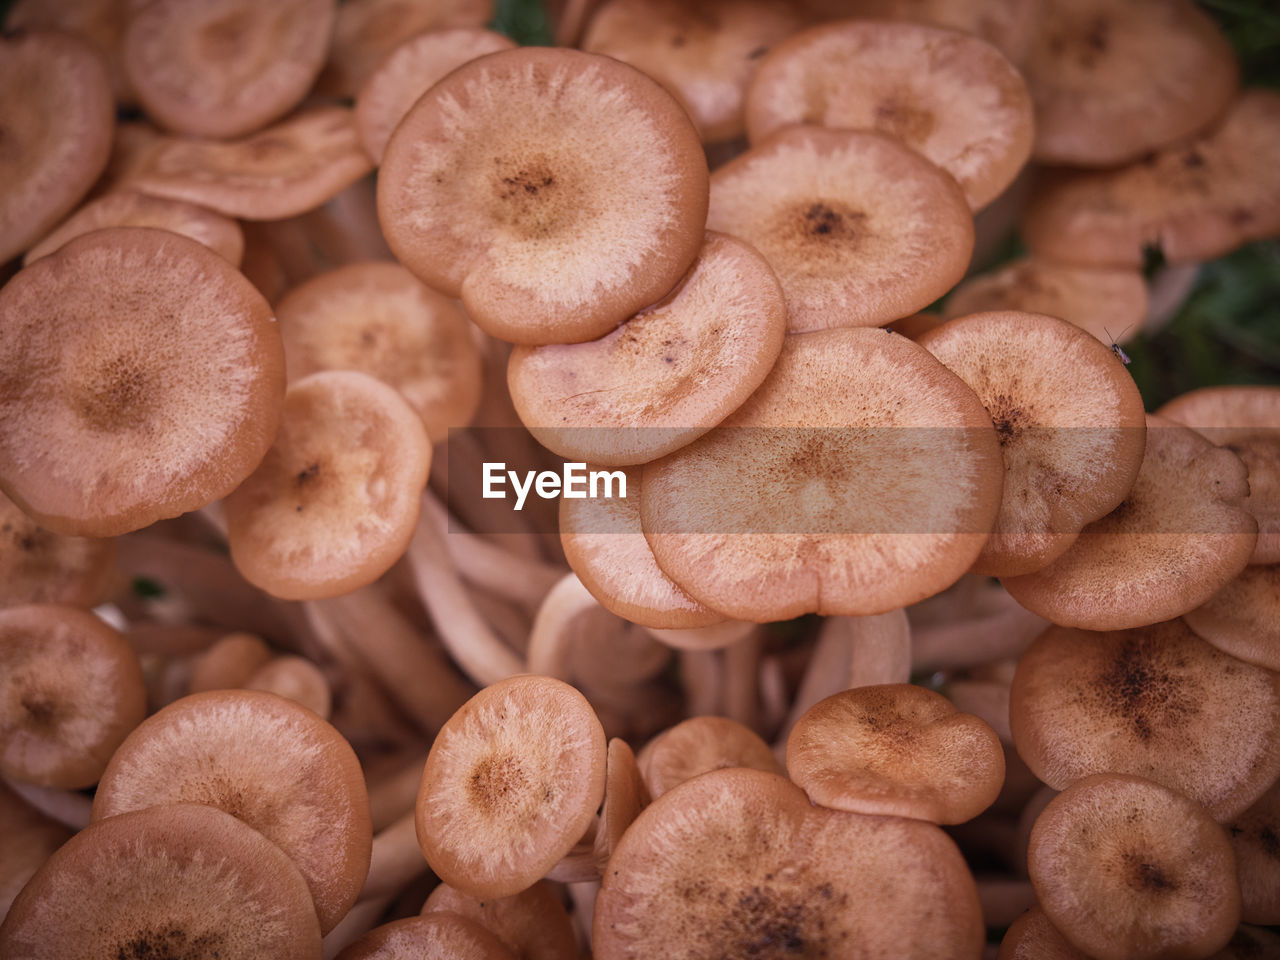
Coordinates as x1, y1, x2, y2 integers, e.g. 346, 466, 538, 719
1001, 415, 1258, 629
1158, 386, 1280, 565
595, 737, 651, 870
637, 715, 782, 799
225, 370, 432, 601
593, 767, 984, 959
0, 778, 72, 919
0, 228, 285, 538
786, 683, 1005, 824
581, 0, 806, 144
1024, 0, 1238, 166
6, 0, 134, 103
560, 468, 729, 630
0, 30, 114, 264
0, 490, 115, 608
416, 675, 606, 899
1009, 619, 1280, 821
917, 310, 1147, 576
378, 47, 709, 346
25, 191, 246, 267
0, 605, 146, 789
125, 107, 375, 221
1226, 777, 1280, 925
123, 0, 336, 139
92, 689, 372, 934
746, 20, 1034, 210
188, 632, 273, 693
244, 656, 332, 719
943, 256, 1149, 350
1183, 564, 1280, 672
1022, 89, 1280, 267
1028, 773, 1240, 960
421, 882, 577, 960
997, 906, 1090, 960
508, 231, 786, 465
0, 803, 323, 959
641, 327, 1003, 621
276, 262, 483, 445
707, 126, 972, 331
336, 913, 516, 960
355, 27, 516, 163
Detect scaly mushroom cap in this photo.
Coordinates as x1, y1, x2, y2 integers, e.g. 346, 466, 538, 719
336, 914, 515, 960
0, 30, 113, 264
1009, 620, 1280, 821
0, 803, 323, 959
378, 47, 709, 346
25, 191, 245, 266
125, 107, 374, 221
708, 126, 972, 331
1001, 415, 1257, 629
1226, 778, 1280, 925
918, 311, 1147, 576
593, 767, 984, 959
416, 675, 606, 898
1025, 0, 1238, 166
943, 257, 1149, 350
422, 882, 577, 960
276, 262, 483, 444
0, 228, 285, 538
637, 715, 782, 799
1183, 565, 1280, 671
582, 0, 806, 144
746, 20, 1033, 210
641, 327, 1002, 621
1022, 89, 1280, 268
509, 231, 786, 465
225, 371, 432, 601
997, 906, 1090, 960
1028, 774, 1241, 960
92, 689, 372, 934
786, 683, 1005, 824
123, 0, 336, 139
0, 490, 115, 608
0, 605, 145, 789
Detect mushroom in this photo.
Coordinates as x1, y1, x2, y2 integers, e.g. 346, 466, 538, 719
0, 779, 71, 919
244, 655, 333, 719
997, 905, 1088, 959
0, 490, 115, 609
335, 913, 516, 960
421, 881, 578, 960
637, 715, 782, 800
1224, 777, 1280, 925
1182, 564, 1280, 671
6, 0, 135, 103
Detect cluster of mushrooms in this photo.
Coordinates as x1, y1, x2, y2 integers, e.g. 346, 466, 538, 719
1, 0, 1279, 957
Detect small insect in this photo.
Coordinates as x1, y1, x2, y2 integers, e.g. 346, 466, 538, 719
1103, 325, 1133, 365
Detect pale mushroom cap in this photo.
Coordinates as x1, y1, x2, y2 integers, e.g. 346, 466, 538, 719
244, 656, 332, 719
0, 490, 115, 608
421, 882, 577, 960
1025, 0, 1238, 166
0, 30, 114, 264
1028, 774, 1241, 960
188, 632, 272, 693
92, 689, 372, 934
997, 906, 1090, 960
336, 913, 516, 960
1226, 777, 1280, 925
377, 47, 709, 345
0, 803, 323, 959
746, 20, 1034, 210
1009, 619, 1280, 821
637, 715, 782, 799
1183, 564, 1280, 671
508, 231, 787, 465
641, 327, 1003, 621
707, 126, 973, 331
6, 0, 134, 103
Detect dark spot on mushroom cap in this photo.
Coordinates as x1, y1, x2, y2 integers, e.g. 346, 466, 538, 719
296, 464, 319, 485
1124, 852, 1177, 893
21, 693, 56, 728
1091, 638, 1197, 742
115, 926, 225, 959
468, 752, 529, 811
709, 882, 850, 958
1260, 825, 1280, 860
76, 354, 154, 432
747, 46, 768, 60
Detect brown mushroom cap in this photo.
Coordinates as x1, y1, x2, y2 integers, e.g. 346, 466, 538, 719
25, 191, 245, 267
0, 803, 323, 959
1028, 774, 1241, 960
1183, 565, 1280, 672
641, 327, 1003, 621
1002, 415, 1258, 629
637, 715, 782, 799
0, 779, 72, 919
0, 30, 113, 264
997, 906, 1090, 960
187, 632, 273, 693
123, 0, 336, 139
0, 490, 115, 608
0, 228, 285, 538
1158, 386, 1280, 565
593, 767, 984, 959
92, 689, 371, 934
244, 655, 332, 719
1024, 0, 1238, 166
378, 47, 709, 346
421, 881, 577, 960
1225, 778, 1280, 925
225, 370, 432, 601
746, 20, 1033, 210
416, 674, 606, 899
1009, 619, 1280, 821
276, 262, 483, 445
336, 913, 515, 960
917, 310, 1147, 576
708, 126, 972, 331
786, 683, 1005, 824
595, 737, 651, 870
6, 0, 134, 103
0, 605, 146, 789
355, 27, 516, 163
1022, 89, 1280, 268
582, 0, 806, 144
125, 107, 375, 221
508, 231, 786, 465
943, 256, 1149, 350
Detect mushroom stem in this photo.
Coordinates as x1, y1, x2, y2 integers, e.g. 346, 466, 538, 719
361, 810, 428, 901
1, 776, 92, 831
723, 629, 762, 732
680, 649, 723, 717
367, 754, 428, 833
322, 895, 392, 960
759, 655, 790, 734
1145, 261, 1202, 334
948, 679, 1014, 744
567, 879, 600, 954
911, 605, 1047, 672
527, 572, 602, 678
976, 875, 1037, 926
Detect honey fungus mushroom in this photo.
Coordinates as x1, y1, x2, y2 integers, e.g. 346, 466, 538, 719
420, 881, 578, 960
0, 491, 115, 609
636, 715, 782, 799
377, 47, 709, 345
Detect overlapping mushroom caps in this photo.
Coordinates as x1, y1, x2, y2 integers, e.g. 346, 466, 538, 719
1183, 564, 1280, 671
336, 913, 516, 960
378, 47, 709, 345
421, 881, 578, 960
0, 491, 115, 609
0, 228, 285, 538
636, 715, 782, 799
